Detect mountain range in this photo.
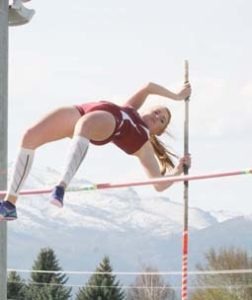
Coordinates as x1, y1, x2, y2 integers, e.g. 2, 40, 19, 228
6, 167, 252, 294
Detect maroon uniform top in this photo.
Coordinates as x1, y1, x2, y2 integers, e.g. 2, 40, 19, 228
75, 101, 149, 154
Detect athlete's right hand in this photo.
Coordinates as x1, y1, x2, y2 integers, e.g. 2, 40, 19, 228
176, 83, 191, 100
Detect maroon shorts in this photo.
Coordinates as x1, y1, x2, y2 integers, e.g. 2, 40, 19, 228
74, 101, 123, 145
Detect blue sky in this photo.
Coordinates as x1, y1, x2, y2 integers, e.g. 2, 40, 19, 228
7, 0, 252, 214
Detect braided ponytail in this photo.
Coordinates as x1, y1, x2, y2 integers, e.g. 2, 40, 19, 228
150, 134, 178, 175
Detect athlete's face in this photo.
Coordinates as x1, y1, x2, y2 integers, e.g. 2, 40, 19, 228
142, 106, 171, 135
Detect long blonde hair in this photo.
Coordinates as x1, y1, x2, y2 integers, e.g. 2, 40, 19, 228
148, 106, 177, 175
150, 134, 177, 175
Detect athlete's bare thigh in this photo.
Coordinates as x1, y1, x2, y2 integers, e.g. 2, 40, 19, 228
74, 110, 116, 141
21, 106, 82, 148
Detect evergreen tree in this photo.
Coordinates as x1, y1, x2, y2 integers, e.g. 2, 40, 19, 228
7, 271, 26, 300
25, 247, 72, 300
127, 266, 177, 300
191, 247, 252, 300
76, 256, 125, 300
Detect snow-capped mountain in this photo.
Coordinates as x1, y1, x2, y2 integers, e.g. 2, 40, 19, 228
6, 167, 252, 291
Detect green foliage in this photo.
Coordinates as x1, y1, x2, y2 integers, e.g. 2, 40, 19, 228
7, 271, 26, 300
190, 247, 252, 300
127, 266, 177, 300
25, 247, 72, 300
76, 256, 125, 300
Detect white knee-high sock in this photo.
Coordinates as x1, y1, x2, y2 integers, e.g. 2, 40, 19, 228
7, 147, 35, 197
58, 135, 89, 188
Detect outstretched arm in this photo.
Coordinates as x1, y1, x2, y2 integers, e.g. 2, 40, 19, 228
135, 142, 191, 191
125, 82, 191, 110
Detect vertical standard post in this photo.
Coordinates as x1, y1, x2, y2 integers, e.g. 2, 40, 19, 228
0, 1, 8, 300
181, 60, 190, 300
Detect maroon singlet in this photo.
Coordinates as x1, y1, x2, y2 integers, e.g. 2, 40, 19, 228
75, 101, 149, 154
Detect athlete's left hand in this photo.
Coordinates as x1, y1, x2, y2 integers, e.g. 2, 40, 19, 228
174, 154, 191, 174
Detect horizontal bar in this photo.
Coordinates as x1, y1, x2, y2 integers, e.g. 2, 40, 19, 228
0, 168, 251, 196
96, 169, 252, 189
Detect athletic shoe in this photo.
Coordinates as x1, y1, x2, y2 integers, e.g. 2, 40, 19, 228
50, 185, 65, 208
0, 201, 17, 221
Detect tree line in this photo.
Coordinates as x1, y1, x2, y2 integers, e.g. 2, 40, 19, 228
7, 247, 252, 300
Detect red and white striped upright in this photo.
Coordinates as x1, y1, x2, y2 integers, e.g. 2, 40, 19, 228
181, 60, 190, 300
181, 230, 189, 300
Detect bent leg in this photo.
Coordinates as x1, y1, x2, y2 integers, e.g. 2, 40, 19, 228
56, 110, 116, 190
21, 106, 82, 149
6, 106, 82, 204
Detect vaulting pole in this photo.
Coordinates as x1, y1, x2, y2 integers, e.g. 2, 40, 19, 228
0, 1, 8, 299
181, 60, 190, 300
